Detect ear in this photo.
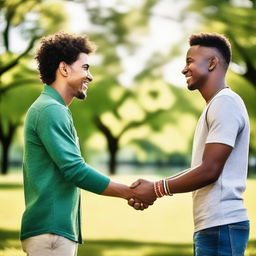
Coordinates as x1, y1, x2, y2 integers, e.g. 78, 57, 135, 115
59, 62, 69, 77
208, 56, 218, 72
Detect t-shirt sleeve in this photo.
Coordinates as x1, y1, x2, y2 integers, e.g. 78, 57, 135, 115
205, 96, 244, 148
36, 104, 110, 194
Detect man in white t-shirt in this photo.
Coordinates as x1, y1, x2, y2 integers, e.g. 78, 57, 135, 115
128, 33, 250, 255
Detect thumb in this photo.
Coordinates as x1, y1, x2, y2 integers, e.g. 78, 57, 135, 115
130, 179, 141, 189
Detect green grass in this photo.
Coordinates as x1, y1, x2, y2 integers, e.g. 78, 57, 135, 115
0, 173, 256, 256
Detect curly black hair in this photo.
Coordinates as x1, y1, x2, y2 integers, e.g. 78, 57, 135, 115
189, 33, 231, 65
35, 32, 96, 85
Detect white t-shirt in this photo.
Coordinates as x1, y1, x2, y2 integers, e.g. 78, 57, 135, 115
191, 88, 250, 232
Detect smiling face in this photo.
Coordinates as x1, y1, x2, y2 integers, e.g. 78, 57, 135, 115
182, 45, 212, 91
67, 53, 93, 99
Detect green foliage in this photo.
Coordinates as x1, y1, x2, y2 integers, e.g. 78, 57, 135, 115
0, 0, 68, 174
1, 0, 255, 174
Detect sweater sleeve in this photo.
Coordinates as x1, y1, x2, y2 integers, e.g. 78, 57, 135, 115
36, 104, 110, 194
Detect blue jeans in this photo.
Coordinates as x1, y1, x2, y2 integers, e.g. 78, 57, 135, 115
193, 221, 250, 256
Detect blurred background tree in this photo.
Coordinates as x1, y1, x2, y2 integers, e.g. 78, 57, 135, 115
69, 0, 201, 174
0, 0, 255, 175
0, 0, 67, 174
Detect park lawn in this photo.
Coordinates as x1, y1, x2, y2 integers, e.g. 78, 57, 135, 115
0, 173, 255, 256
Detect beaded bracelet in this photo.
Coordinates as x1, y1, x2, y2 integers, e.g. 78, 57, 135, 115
153, 179, 173, 198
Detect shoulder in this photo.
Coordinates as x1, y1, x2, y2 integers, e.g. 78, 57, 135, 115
29, 95, 70, 127
39, 104, 70, 123
209, 89, 245, 113
207, 90, 246, 128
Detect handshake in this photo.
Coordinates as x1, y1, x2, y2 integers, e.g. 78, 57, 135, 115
125, 178, 173, 211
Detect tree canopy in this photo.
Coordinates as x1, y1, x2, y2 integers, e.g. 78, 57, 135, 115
0, 0, 255, 175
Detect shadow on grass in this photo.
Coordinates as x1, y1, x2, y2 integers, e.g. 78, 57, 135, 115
0, 229, 21, 251
79, 239, 256, 256
0, 229, 255, 256
78, 239, 193, 256
0, 183, 23, 189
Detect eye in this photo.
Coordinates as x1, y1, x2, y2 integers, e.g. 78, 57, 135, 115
186, 58, 193, 65
82, 64, 90, 71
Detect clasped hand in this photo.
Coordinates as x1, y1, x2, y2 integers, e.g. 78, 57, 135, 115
128, 179, 157, 211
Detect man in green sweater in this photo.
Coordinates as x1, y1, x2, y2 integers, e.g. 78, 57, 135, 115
20, 32, 152, 256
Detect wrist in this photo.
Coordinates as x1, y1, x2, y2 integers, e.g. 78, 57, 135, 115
119, 184, 133, 200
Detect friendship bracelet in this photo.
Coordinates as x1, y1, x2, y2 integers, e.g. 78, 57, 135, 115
165, 179, 173, 196
153, 179, 173, 197
153, 179, 173, 198
162, 180, 168, 195
154, 181, 161, 198
154, 180, 163, 198
158, 180, 164, 197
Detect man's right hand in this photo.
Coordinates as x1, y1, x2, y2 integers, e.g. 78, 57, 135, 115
128, 179, 157, 210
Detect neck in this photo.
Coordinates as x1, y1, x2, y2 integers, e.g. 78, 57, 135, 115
199, 76, 227, 103
205, 85, 229, 104
50, 82, 74, 106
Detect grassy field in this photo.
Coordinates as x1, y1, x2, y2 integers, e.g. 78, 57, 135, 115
0, 173, 255, 256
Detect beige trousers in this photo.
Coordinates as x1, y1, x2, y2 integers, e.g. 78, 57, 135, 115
21, 233, 78, 256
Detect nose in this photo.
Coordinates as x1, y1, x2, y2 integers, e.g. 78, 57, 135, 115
181, 65, 188, 75
87, 70, 93, 82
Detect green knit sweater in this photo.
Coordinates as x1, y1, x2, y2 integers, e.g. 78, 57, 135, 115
21, 85, 110, 243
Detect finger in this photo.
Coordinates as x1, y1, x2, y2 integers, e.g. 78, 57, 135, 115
133, 197, 151, 207
128, 198, 135, 206
133, 202, 141, 210
130, 180, 141, 189
142, 203, 149, 209
140, 203, 148, 210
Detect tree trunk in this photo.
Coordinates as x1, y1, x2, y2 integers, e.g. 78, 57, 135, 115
108, 138, 118, 175
0, 122, 19, 175
94, 117, 119, 175
1, 140, 11, 175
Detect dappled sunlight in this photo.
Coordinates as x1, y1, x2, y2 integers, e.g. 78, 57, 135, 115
118, 99, 145, 122
109, 86, 126, 101
101, 112, 125, 136
149, 125, 189, 153
120, 125, 151, 146
0, 248, 25, 256
137, 81, 176, 112
176, 114, 197, 136
86, 132, 107, 150
122, 8, 149, 38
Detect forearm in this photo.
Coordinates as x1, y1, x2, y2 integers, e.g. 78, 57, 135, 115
166, 168, 190, 180
167, 143, 232, 194
101, 181, 134, 200
167, 165, 217, 194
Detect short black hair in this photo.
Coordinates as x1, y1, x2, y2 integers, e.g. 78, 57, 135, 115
189, 33, 231, 65
35, 32, 96, 85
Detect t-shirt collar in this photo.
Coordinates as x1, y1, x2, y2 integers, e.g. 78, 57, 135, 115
42, 85, 66, 106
